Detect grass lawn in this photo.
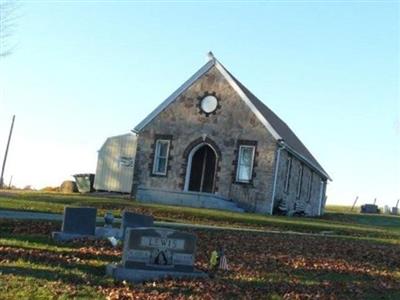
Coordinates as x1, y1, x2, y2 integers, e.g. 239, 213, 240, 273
0, 191, 399, 244
0, 219, 399, 299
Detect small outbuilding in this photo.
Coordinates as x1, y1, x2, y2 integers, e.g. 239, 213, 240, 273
94, 133, 137, 193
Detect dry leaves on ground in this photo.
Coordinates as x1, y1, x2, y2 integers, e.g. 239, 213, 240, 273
1, 220, 399, 299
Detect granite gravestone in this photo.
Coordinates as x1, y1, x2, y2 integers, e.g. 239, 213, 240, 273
106, 227, 207, 282
361, 204, 379, 214
52, 207, 97, 241
119, 210, 154, 239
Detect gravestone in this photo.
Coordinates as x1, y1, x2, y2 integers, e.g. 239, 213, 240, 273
106, 227, 207, 282
119, 210, 154, 239
361, 204, 379, 214
52, 207, 97, 241
384, 205, 391, 214
392, 207, 399, 215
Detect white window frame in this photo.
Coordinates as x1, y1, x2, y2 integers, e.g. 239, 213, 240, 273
284, 156, 292, 193
152, 139, 170, 176
236, 145, 256, 183
296, 164, 304, 199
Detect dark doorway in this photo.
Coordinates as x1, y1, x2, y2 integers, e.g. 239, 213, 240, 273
188, 145, 216, 193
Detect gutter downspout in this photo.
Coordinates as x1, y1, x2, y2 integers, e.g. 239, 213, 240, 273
270, 142, 285, 215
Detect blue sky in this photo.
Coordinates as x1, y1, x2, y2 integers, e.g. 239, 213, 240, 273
0, 1, 399, 206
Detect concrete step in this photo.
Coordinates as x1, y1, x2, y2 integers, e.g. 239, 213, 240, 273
137, 188, 245, 213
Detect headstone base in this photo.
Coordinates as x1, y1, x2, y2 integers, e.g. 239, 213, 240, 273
95, 227, 120, 238
52, 231, 95, 242
106, 263, 208, 283
52, 227, 120, 242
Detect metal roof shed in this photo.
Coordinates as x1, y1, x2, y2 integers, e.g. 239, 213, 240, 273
94, 133, 137, 193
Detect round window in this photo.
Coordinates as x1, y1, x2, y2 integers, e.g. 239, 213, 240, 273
200, 95, 218, 114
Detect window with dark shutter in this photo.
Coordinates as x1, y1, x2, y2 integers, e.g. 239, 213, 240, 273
284, 155, 292, 193
296, 164, 304, 199
307, 172, 313, 203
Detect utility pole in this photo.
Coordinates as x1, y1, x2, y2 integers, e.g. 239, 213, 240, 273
351, 196, 359, 211
0, 115, 15, 188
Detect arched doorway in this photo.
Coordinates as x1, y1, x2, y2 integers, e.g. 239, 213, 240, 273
185, 144, 217, 193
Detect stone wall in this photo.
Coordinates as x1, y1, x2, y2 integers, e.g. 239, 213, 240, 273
273, 149, 326, 216
132, 66, 277, 213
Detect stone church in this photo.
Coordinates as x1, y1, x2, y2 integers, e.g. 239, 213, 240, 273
131, 53, 331, 216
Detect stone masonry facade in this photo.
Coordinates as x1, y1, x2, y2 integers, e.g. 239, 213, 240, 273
132, 66, 278, 213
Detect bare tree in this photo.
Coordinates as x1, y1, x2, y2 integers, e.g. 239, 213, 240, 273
0, 0, 18, 57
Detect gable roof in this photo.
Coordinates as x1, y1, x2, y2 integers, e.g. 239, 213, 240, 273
133, 55, 330, 180
133, 59, 215, 134
223, 67, 330, 180
98, 133, 137, 152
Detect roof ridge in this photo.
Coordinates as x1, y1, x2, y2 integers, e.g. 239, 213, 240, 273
133, 55, 330, 180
